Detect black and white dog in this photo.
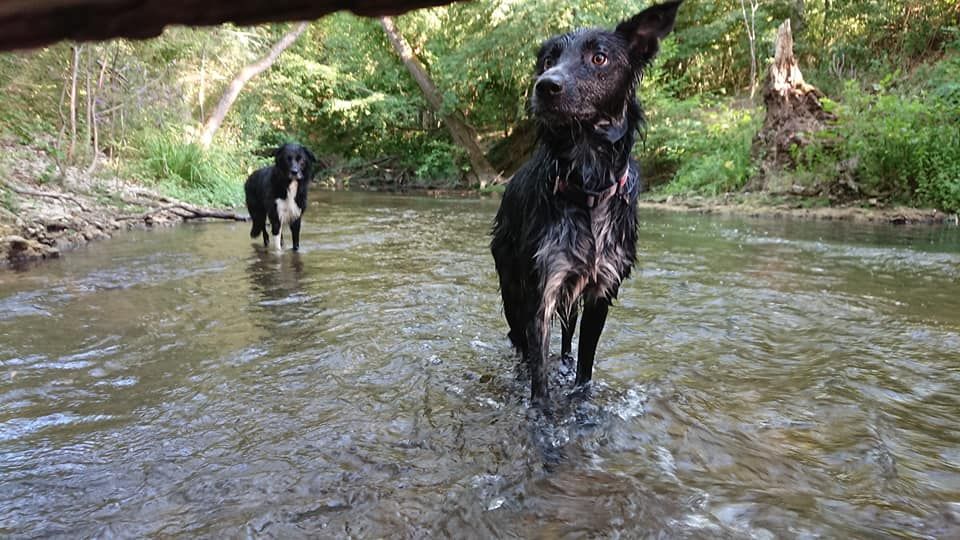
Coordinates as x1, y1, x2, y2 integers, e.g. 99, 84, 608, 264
244, 143, 316, 252
491, 2, 681, 405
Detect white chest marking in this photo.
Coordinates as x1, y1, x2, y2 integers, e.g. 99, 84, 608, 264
275, 180, 302, 225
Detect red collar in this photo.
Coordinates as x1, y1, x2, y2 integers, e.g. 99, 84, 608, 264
554, 167, 629, 209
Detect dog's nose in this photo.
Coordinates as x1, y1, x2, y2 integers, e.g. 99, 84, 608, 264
535, 76, 563, 97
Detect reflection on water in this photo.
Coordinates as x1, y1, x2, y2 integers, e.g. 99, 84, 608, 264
1, 192, 959, 538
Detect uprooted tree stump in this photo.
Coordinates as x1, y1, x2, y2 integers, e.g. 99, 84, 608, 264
748, 19, 835, 191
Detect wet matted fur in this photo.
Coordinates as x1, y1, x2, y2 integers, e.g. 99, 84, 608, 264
245, 142, 316, 252
491, 1, 682, 405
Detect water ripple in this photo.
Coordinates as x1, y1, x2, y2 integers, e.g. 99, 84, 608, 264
0, 194, 958, 538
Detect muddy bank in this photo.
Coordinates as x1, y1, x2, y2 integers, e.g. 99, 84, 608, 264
638, 194, 959, 225
0, 141, 245, 269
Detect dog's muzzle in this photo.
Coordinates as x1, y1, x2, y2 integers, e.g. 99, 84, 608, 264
535, 74, 564, 99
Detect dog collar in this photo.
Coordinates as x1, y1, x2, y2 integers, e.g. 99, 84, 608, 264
553, 167, 629, 209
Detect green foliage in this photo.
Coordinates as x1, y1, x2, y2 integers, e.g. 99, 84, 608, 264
0, 187, 17, 214
643, 96, 759, 196
801, 2, 958, 98
130, 129, 249, 207
0, 47, 64, 141
238, 15, 466, 183
412, 140, 465, 183
798, 81, 960, 212
0, 0, 958, 205
37, 163, 61, 185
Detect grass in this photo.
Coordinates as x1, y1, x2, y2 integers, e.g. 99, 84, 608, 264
640, 95, 760, 197
129, 129, 252, 208
1, 186, 17, 214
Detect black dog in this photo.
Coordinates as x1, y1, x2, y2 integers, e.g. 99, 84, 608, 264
491, 2, 681, 405
244, 143, 316, 252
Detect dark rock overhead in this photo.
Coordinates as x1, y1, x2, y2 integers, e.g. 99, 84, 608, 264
0, 0, 457, 51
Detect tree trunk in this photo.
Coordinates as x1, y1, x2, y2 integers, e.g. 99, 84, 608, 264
198, 22, 307, 148
86, 48, 109, 175
68, 45, 81, 163
750, 19, 834, 190
739, 0, 759, 100
199, 45, 207, 122
379, 16, 498, 188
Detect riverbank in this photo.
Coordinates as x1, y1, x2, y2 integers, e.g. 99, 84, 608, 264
350, 184, 960, 225
3, 140, 957, 269
637, 193, 959, 225
0, 141, 245, 269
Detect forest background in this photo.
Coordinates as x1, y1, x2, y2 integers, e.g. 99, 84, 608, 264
1, 0, 958, 213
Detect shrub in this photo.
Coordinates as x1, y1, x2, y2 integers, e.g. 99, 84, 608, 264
642, 95, 759, 196
130, 129, 252, 207
801, 81, 960, 212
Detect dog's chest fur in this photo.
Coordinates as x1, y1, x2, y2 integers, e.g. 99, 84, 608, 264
535, 196, 630, 313
275, 180, 301, 224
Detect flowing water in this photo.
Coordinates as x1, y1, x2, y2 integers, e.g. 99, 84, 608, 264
2, 192, 960, 538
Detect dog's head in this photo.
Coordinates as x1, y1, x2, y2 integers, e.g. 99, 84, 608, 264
531, 1, 681, 128
273, 143, 317, 182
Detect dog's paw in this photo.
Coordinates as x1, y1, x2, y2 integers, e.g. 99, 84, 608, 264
568, 381, 594, 402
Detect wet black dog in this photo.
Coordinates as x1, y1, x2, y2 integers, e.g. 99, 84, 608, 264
491, 2, 681, 405
245, 143, 316, 252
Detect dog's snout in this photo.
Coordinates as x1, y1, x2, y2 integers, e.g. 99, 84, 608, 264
535, 76, 563, 98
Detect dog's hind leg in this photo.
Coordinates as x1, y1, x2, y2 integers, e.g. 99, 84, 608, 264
575, 298, 610, 387
249, 218, 263, 239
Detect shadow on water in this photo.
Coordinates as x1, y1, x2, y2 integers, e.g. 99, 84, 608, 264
1, 192, 960, 537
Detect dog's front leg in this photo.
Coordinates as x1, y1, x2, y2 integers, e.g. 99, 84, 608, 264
290, 218, 302, 251
561, 303, 579, 360
525, 268, 568, 405
524, 302, 552, 405
575, 298, 610, 387
269, 207, 283, 251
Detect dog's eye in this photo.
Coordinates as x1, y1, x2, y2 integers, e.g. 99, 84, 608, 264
543, 57, 555, 69
592, 53, 608, 66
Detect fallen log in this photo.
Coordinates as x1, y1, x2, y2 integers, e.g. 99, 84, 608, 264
117, 202, 247, 222
0, 180, 91, 212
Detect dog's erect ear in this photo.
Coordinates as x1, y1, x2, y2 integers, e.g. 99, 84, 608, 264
615, 1, 682, 68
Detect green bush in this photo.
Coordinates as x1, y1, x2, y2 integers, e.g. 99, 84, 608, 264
801, 81, 960, 212
410, 139, 464, 184
130, 129, 251, 207
642, 96, 759, 196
